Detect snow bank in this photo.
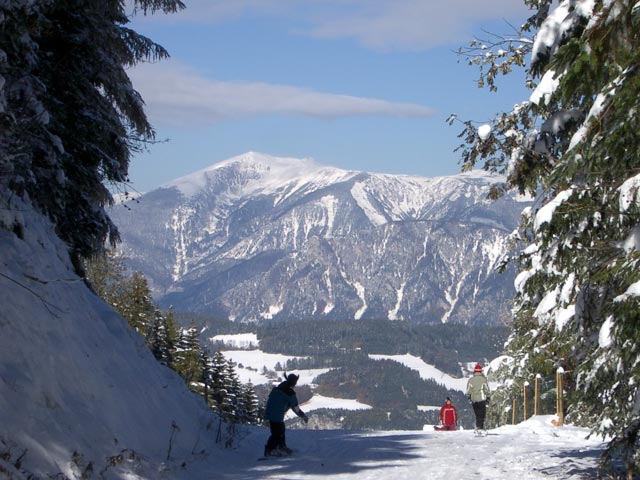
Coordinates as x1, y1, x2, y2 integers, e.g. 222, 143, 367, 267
0, 206, 220, 478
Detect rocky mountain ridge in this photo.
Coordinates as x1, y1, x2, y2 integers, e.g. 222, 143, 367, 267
110, 152, 529, 324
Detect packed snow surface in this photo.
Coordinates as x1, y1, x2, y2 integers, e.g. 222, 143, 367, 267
190, 415, 603, 479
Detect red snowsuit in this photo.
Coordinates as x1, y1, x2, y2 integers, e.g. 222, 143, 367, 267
436, 402, 458, 431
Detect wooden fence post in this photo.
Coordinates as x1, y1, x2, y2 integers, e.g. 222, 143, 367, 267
534, 374, 541, 416
512, 398, 516, 425
523, 381, 529, 421
556, 367, 564, 426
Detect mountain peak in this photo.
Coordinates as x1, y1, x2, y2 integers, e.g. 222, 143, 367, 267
162, 151, 331, 198
220, 151, 319, 171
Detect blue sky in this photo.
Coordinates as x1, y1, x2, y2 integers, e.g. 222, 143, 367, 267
127, 1, 531, 192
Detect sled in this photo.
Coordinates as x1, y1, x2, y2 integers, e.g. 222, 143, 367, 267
434, 425, 458, 431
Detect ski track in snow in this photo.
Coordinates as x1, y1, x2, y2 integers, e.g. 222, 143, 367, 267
194, 416, 602, 480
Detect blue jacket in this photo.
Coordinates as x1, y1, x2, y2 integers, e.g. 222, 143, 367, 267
264, 382, 304, 422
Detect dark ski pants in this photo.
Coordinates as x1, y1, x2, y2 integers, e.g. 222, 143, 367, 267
472, 400, 487, 429
265, 421, 286, 453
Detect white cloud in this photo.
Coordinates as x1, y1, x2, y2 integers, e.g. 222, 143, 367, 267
305, 1, 531, 51
129, 61, 434, 125
136, 0, 530, 51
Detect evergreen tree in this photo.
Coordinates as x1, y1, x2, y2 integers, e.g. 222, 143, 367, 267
173, 325, 203, 387
241, 382, 261, 425
84, 250, 130, 309
223, 361, 242, 420
0, 1, 184, 267
455, 1, 640, 475
198, 349, 212, 404
163, 307, 180, 369
148, 308, 171, 365
207, 351, 230, 415
85, 252, 155, 339
86, 253, 181, 364
86, 256, 262, 425
125, 271, 156, 338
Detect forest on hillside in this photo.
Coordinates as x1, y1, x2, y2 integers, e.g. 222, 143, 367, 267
258, 319, 508, 377
176, 312, 509, 377
174, 312, 505, 430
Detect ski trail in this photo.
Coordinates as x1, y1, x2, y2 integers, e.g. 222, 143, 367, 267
210, 421, 602, 480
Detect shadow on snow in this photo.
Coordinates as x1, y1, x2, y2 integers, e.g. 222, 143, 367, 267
225, 430, 425, 479
536, 445, 602, 479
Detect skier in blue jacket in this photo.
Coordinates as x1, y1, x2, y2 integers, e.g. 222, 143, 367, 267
264, 373, 309, 457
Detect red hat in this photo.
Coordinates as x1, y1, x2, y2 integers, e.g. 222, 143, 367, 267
474, 364, 483, 372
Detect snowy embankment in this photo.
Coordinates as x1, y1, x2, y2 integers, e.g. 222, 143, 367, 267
0, 207, 225, 478
189, 415, 604, 479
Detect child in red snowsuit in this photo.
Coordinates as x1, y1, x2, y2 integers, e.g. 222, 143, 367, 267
435, 397, 458, 431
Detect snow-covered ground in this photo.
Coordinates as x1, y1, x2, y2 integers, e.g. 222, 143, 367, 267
369, 353, 469, 392
286, 394, 372, 420
214, 336, 472, 391
183, 415, 604, 479
214, 336, 481, 414
217, 348, 332, 388
417, 405, 440, 412
214, 336, 477, 414
211, 333, 260, 349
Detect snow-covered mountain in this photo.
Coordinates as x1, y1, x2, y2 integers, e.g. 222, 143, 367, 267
111, 152, 530, 324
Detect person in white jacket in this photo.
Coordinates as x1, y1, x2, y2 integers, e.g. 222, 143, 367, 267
466, 364, 491, 433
